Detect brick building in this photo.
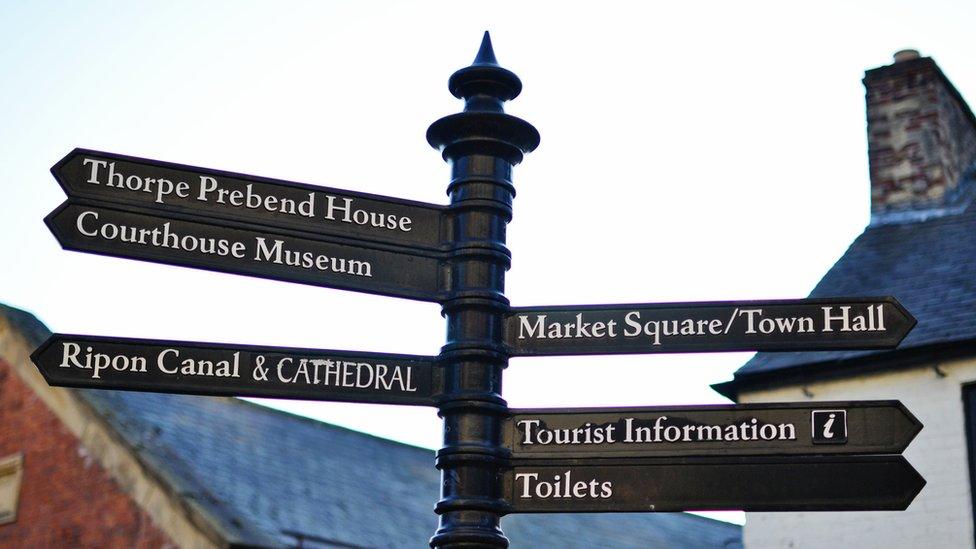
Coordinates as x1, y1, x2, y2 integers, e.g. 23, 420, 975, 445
0, 302, 741, 548
715, 51, 976, 548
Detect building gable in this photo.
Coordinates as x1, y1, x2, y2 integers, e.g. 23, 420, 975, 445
0, 306, 219, 548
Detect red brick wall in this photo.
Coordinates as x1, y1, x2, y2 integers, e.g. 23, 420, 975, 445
0, 359, 175, 548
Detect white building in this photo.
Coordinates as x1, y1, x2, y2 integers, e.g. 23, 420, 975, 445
715, 50, 976, 548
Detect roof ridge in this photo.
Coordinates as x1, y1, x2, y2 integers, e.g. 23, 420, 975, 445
678, 512, 744, 528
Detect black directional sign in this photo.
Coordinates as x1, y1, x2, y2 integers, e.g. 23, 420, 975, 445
45, 201, 447, 302
31, 334, 440, 406
505, 401, 921, 459
505, 455, 926, 512
52, 149, 448, 251
505, 297, 916, 356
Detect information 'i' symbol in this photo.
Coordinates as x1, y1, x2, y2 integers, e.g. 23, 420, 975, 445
823, 413, 836, 438
811, 410, 848, 444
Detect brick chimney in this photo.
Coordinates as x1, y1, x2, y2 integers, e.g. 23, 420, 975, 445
864, 50, 976, 224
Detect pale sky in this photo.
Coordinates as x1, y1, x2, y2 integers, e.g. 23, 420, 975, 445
2, 0, 974, 526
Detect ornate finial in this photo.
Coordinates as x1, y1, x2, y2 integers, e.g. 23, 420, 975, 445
447, 31, 522, 103
429, 33, 539, 164
473, 31, 498, 65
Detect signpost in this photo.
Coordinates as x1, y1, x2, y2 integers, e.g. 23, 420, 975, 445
505, 402, 922, 459
32, 33, 927, 548
505, 455, 925, 513
46, 200, 447, 302
502, 402, 924, 514
31, 334, 439, 406
52, 148, 448, 251
505, 298, 916, 355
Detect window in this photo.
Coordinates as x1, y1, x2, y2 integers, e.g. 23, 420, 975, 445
0, 453, 23, 525
962, 383, 976, 543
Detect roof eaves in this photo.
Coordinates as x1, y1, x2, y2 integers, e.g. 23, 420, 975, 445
713, 338, 976, 401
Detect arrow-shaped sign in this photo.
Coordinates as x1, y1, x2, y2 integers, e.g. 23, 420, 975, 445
31, 334, 440, 406
505, 298, 916, 355
46, 201, 447, 302
52, 149, 449, 251
505, 401, 921, 459
505, 455, 925, 513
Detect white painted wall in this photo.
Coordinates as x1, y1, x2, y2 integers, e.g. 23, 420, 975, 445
740, 356, 976, 549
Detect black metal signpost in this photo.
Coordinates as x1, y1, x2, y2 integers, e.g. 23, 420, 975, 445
51, 148, 449, 251
506, 298, 916, 355
45, 200, 447, 301
32, 33, 926, 548
32, 334, 439, 406
505, 402, 922, 459
502, 402, 924, 514
505, 455, 924, 513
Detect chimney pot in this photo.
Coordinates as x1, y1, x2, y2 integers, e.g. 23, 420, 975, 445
893, 49, 921, 63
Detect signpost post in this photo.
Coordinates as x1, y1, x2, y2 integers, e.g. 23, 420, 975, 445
31, 32, 926, 548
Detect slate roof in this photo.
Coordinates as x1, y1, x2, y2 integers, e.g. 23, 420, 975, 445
6, 304, 741, 548
714, 194, 976, 400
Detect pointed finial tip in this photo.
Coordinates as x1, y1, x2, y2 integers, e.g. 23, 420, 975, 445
445, 31, 522, 101
473, 30, 498, 65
